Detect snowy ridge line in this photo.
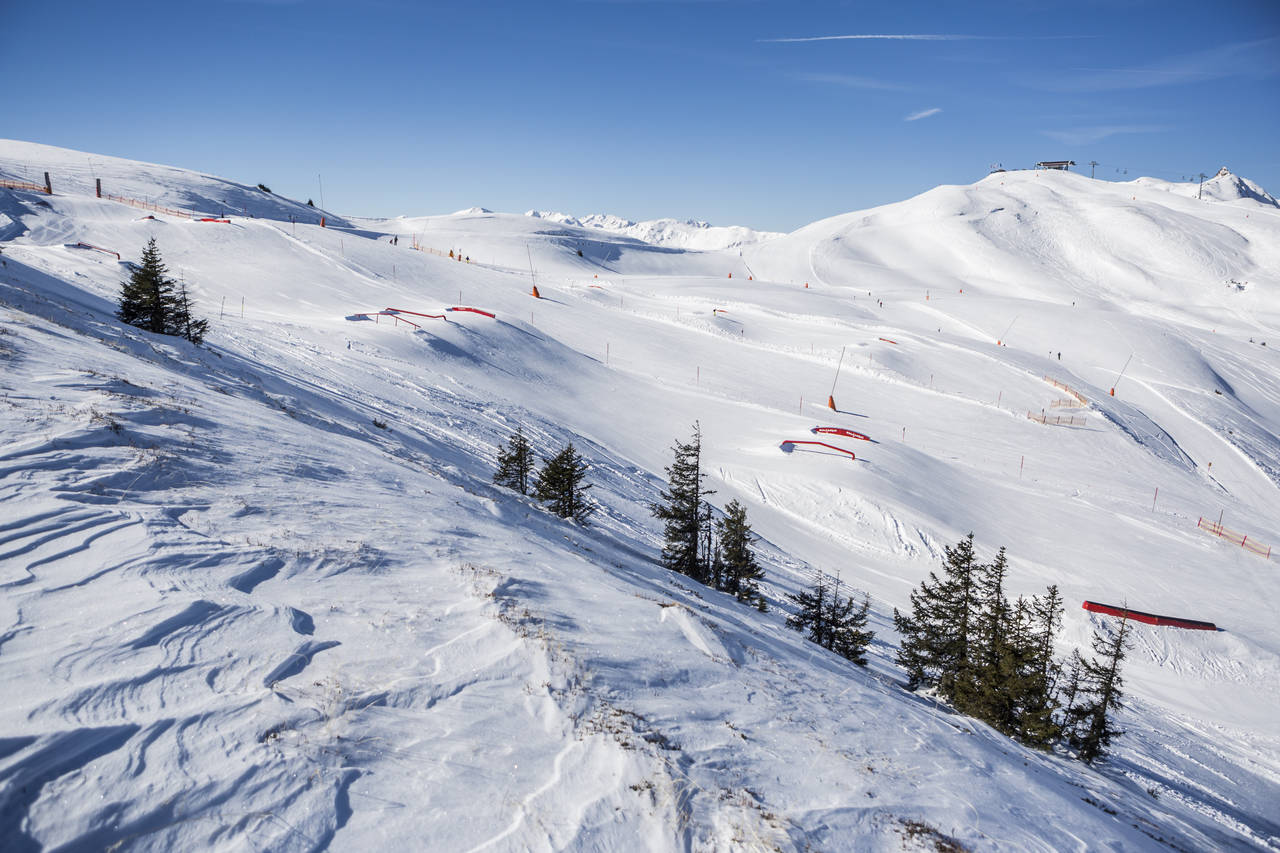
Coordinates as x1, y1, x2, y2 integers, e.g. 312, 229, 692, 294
1197, 517, 1272, 559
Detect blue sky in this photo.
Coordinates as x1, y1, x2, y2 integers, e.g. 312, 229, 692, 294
3, 0, 1278, 231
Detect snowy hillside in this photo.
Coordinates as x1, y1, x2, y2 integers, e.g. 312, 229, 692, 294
525, 209, 784, 250
2, 140, 1279, 851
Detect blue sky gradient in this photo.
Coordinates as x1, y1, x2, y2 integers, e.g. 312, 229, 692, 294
3, 0, 1278, 231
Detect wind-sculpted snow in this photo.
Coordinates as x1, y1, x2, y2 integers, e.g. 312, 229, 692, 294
1, 142, 1278, 849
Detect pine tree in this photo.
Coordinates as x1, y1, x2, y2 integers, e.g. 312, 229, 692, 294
651, 423, 715, 584
533, 442, 593, 523
787, 572, 874, 665
829, 587, 874, 666
715, 499, 766, 608
786, 573, 832, 647
117, 238, 207, 343
493, 426, 535, 494
1017, 586, 1065, 748
963, 546, 1014, 724
173, 280, 209, 344
1070, 617, 1131, 764
118, 237, 176, 334
894, 533, 981, 694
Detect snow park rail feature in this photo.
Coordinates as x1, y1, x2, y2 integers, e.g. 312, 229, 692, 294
811, 426, 872, 442
780, 440, 856, 461
1197, 517, 1272, 559
1082, 601, 1218, 631
348, 307, 495, 328
68, 242, 120, 260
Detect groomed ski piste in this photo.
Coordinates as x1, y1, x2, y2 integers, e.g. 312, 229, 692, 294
1, 139, 1278, 851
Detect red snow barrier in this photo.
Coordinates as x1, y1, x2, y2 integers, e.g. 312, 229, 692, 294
448, 307, 496, 318
780, 440, 856, 461
1197, 517, 1272, 559
197, 217, 231, 223
0, 178, 48, 194
811, 426, 872, 442
70, 242, 120, 260
1044, 376, 1088, 406
1082, 601, 1218, 631
878, 337, 898, 345
1027, 410, 1088, 426
101, 192, 193, 219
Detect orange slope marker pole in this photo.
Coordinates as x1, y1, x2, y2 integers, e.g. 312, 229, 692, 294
828, 346, 846, 410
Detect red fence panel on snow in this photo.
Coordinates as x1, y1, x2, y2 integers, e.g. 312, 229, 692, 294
1197, 517, 1272, 558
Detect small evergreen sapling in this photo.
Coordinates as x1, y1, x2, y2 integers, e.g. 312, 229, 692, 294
787, 572, 874, 665
116, 238, 208, 343
493, 427, 535, 494
174, 280, 209, 345
651, 423, 715, 584
829, 587, 874, 666
117, 237, 176, 335
714, 499, 766, 609
533, 442, 593, 523
1068, 616, 1132, 764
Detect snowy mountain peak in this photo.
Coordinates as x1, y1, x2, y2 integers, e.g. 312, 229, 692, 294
525, 209, 783, 250
1132, 167, 1278, 207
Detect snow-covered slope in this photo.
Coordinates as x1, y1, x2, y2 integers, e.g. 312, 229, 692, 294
2, 142, 1278, 851
525, 209, 784, 250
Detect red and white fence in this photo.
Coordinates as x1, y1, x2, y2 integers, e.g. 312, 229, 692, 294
1027, 410, 1088, 427
1197, 517, 1272, 558
100, 192, 194, 219
1, 178, 49, 194
1044, 376, 1088, 406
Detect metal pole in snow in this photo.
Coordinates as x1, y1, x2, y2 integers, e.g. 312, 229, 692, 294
1152, 487, 1158, 512
1112, 352, 1133, 395
1020, 455, 1025, 479
220, 296, 225, 319
240, 297, 244, 318
829, 346, 846, 397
